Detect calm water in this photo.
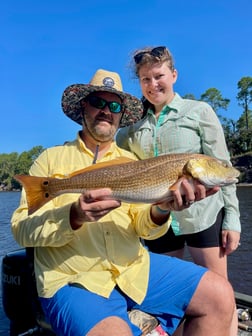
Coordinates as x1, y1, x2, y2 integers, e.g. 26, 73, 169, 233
0, 188, 251, 335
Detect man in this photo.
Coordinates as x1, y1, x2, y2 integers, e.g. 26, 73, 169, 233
12, 69, 235, 336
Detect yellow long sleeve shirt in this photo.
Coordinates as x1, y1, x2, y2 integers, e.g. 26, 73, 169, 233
11, 133, 170, 304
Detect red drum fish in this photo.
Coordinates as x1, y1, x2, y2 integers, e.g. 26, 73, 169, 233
14, 153, 240, 215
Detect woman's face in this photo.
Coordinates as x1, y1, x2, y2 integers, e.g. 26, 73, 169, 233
138, 61, 177, 108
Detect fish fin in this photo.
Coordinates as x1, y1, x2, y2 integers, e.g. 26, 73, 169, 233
14, 175, 55, 215
69, 157, 136, 177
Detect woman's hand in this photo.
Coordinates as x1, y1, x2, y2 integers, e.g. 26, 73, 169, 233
157, 178, 220, 212
222, 230, 241, 255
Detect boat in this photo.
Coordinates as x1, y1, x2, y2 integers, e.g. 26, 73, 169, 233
236, 292, 252, 335
1, 248, 252, 336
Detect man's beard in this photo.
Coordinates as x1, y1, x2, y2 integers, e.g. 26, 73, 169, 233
83, 114, 117, 143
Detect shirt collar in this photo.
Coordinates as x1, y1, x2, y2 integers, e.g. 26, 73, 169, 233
147, 93, 182, 116
167, 92, 183, 111
76, 131, 117, 158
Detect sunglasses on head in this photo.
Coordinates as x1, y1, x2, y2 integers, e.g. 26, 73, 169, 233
87, 96, 122, 113
134, 46, 167, 64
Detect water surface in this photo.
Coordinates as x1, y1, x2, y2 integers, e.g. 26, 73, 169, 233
0, 187, 251, 335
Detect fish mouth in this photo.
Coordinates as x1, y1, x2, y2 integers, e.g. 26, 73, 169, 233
216, 177, 239, 186
231, 177, 239, 184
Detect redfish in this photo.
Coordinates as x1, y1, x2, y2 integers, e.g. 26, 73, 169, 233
14, 153, 240, 215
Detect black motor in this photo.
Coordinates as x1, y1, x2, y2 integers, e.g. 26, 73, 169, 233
1, 248, 51, 335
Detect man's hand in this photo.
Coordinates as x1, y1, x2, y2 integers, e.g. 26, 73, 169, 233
70, 188, 121, 229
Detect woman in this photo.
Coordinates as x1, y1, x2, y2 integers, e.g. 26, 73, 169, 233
116, 46, 240, 335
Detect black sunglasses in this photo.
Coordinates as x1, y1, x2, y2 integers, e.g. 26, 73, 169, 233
87, 96, 122, 114
134, 46, 166, 64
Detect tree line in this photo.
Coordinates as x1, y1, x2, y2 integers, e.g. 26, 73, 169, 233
0, 146, 44, 190
0, 76, 252, 190
184, 76, 252, 156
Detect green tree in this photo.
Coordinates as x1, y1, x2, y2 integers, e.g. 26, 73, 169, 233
0, 146, 44, 190
28, 146, 44, 162
236, 110, 252, 152
200, 88, 230, 117
237, 77, 252, 130
0, 152, 19, 189
14, 146, 44, 175
236, 77, 252, 152
220, 117, 239, 156
183, 93, 197, 100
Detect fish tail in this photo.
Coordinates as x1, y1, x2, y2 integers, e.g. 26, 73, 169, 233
14, 175, 54, 215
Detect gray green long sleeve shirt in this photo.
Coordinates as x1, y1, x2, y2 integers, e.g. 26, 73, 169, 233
116, 93, 240, 234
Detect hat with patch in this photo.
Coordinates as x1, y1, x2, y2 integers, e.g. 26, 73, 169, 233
62, 69, 143, 127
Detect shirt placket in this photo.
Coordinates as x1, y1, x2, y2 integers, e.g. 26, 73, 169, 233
154, 107, 169, 157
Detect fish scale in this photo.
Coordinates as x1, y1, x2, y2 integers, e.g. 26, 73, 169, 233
14, 153, 240, 215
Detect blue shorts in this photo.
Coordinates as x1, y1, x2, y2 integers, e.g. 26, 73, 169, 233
39, 253, 207, 336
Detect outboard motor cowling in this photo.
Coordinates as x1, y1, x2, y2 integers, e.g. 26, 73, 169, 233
1, 248, 38, 335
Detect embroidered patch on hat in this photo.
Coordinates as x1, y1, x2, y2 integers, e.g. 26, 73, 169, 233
103, 77, 115, 88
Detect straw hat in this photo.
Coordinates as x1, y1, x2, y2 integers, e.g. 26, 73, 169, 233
62, 69, 143, 127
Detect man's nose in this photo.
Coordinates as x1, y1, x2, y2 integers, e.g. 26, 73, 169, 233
101, 106, 111, 113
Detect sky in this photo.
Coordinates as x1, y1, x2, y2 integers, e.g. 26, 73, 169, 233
1, 0, 251, 154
